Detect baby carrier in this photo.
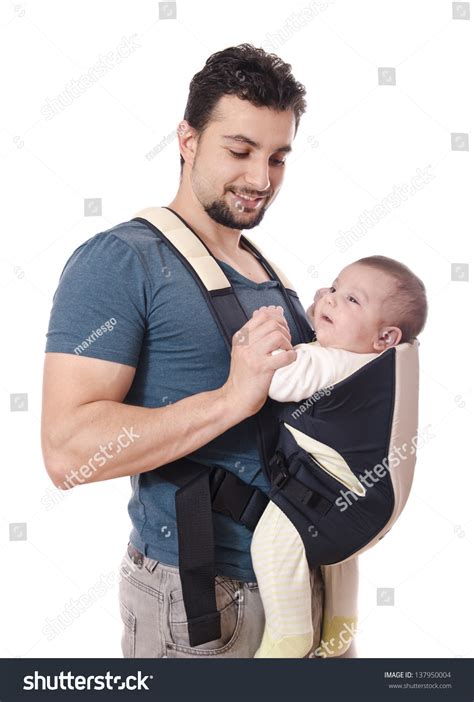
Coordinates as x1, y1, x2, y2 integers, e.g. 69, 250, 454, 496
133, 207, 419, 651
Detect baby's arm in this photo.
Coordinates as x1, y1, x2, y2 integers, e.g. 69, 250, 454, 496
269, 344, 377, 402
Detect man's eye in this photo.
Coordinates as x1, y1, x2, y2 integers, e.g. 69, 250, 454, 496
348, 295, 359, 304
229, 150, 285, 166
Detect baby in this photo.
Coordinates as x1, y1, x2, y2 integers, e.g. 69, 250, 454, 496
250, 255, 427, 658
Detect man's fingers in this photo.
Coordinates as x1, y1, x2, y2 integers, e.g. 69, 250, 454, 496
238, 311, 290, 340
252, 305, 284, 320
232, 321, 292, 358
257, 330, 293, 355
248, 319, 291, 347
268, 348, 297, 370
249, 309, 290, 335
231, 307, 292, 355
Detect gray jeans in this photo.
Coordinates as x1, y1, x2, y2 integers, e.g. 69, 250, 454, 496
118, 544, 357, 658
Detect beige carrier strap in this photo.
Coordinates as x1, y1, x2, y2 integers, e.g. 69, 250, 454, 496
135, 207, 231, 291
134, 206, 296, 291
318, 560, 359, 657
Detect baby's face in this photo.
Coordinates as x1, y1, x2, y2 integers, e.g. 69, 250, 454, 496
310, 264, 397, 353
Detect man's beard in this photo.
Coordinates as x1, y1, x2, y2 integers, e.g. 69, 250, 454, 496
203, 195, 268, 230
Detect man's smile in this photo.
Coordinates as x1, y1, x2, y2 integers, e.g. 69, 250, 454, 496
229, 190, 267, 210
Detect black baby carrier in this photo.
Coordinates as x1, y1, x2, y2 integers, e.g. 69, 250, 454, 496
133, 207, 419, 649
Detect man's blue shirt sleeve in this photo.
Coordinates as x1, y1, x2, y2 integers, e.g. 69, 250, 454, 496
45, 231, 150, 367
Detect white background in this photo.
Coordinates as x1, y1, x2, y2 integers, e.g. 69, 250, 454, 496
0, 0, 472, 658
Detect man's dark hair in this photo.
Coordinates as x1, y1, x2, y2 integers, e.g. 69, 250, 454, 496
179, 43, 307, 170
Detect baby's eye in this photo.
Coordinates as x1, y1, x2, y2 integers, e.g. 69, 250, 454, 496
329, 286, 336, 293
347, 295, 359, 304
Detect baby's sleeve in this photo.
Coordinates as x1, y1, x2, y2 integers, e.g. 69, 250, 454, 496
269, 344, 377, 402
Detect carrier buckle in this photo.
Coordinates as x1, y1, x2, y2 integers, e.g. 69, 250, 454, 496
269, 450, 285, 472
274, 469, 290, 489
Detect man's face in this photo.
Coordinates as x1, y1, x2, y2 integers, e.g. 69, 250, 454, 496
188, 95, 295, 230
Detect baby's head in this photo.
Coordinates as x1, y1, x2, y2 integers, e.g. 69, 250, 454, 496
308, 256, 427, 353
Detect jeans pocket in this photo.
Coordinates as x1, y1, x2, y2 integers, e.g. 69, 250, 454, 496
119, 600, 136, 658
119, 551, 164, 658
167, 576, 244, 655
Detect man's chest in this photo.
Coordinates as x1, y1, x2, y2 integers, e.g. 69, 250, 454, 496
137, 277, 296, 393
212, 246, 272, 284
232, 251, 271, 283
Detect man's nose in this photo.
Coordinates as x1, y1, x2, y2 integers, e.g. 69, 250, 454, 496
243, 158, 270, 193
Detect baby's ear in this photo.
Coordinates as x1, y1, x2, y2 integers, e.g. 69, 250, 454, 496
374, 326, 403, 351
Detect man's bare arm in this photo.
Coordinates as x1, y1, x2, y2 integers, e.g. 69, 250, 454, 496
41, 308, 296, 489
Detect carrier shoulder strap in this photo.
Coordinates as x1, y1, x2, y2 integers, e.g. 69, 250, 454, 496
134, 206, 314, 480
134, 206, 308, 342
132, 206, 313, 647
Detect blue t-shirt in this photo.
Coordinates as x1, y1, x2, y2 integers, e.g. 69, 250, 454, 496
45, 217, 309, 581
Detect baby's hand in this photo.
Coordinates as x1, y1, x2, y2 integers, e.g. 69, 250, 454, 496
252, 304, 284, 318
307, 288, 330, 319
314, 287, 330, 302
252, 306, 293, 357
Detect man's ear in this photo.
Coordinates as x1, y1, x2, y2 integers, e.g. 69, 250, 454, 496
177, 120, 198, 168
373, 326, 402, 351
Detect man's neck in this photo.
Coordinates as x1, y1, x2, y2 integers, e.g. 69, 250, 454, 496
166, 186, 243, 258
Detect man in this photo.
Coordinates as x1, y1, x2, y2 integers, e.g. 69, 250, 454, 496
41, 44, 356, 658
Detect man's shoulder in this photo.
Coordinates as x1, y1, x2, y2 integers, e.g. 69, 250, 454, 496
66, 218, 163, 273
57, 219, 164, 290
90, 217, 161, 251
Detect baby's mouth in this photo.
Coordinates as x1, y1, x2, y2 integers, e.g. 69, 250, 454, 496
321, 314, 333, 324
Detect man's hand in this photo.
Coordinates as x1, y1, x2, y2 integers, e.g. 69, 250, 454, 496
221, 305, 297, 417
